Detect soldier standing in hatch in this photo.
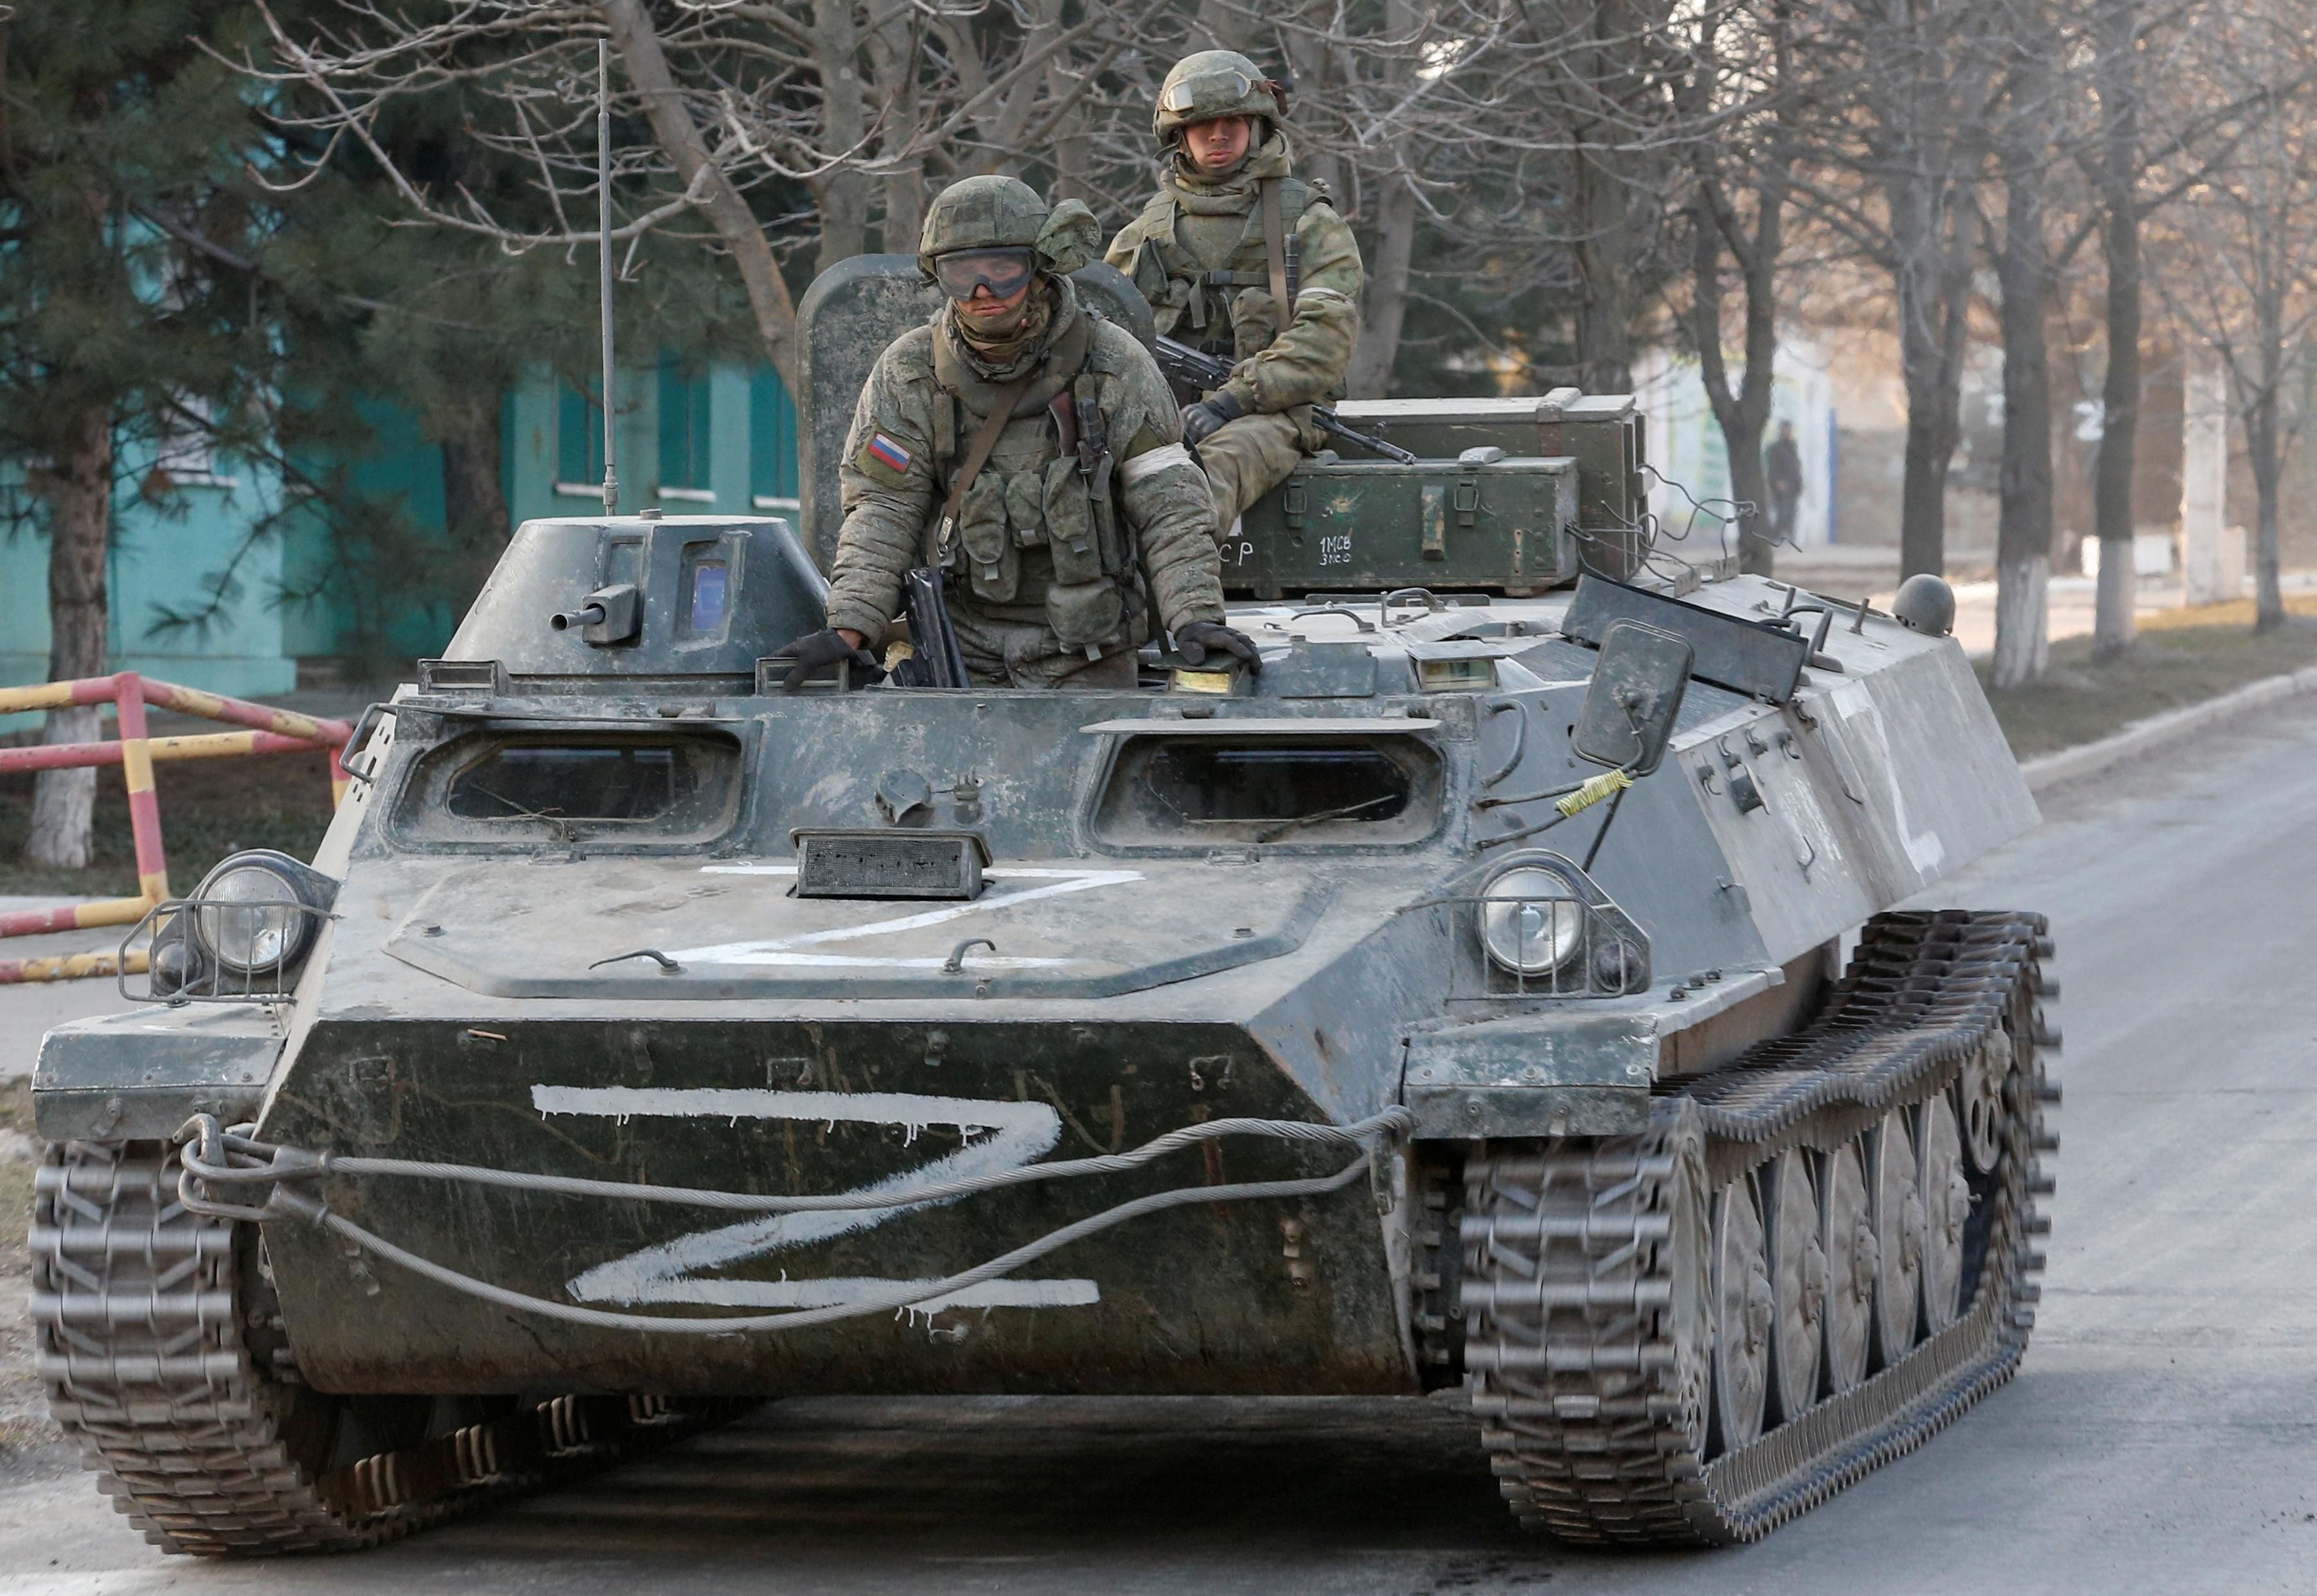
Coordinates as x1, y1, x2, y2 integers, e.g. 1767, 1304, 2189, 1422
1105, 50, 1365, 533
783, 176, 1259, 689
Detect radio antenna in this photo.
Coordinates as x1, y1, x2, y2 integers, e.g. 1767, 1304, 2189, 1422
596, 39, 619, 515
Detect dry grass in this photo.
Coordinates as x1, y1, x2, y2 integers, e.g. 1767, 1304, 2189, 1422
0, 745, 338, 899
1984, 598, 2317, 759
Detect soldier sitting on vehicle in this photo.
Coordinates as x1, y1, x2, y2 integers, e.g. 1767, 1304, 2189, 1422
1105, 50, 1365, 532
782, 176, 1260, 690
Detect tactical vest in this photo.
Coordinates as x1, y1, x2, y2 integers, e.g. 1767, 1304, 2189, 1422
1121, 175, 1324, 362
925, 309, 1143, 652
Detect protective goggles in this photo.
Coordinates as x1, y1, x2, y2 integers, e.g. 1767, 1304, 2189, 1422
1161, 70, 1253, 116
934, 248, 1038, 303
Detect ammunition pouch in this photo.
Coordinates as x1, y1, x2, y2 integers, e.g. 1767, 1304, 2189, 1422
1042, 457, 1101, 583
931, 332, 1139, 650
1045, 579, 1128, 649
956, 473, 1019, 602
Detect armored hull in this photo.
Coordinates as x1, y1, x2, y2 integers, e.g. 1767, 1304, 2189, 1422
30, 501, 2056, 1550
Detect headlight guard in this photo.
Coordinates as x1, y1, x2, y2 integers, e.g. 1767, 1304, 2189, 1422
1466, 851, 1651, 998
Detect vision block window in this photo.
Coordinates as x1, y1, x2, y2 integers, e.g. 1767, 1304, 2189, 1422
677, 538, 736, 639
1094, 735, 1440, 847
449, 745, 680, 821
687, 561, 729, 632
400, 731, 743, 847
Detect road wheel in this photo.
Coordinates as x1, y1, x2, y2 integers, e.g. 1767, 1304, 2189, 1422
1709, 1172, 1772, 1455
1822, 1138, 1874, 1393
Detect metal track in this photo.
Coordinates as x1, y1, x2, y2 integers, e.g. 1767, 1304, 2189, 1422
1460, 910, 2057, 1544
32, 1140, 741, 1556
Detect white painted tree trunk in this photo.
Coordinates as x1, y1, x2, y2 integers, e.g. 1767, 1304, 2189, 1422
2179, 344, 2235, 606
1990, 555, 2050, 690
25, 706, 101, 871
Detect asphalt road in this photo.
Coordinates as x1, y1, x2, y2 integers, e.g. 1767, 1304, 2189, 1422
4, 706, 2317, 1595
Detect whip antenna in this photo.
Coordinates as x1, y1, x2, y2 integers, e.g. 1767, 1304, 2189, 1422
597, 39, 619, 515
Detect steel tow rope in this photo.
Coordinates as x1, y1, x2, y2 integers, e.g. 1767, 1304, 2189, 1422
172, 1108, 1414, 1336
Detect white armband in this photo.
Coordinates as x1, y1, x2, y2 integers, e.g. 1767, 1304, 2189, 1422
1119, 441, 1196, 487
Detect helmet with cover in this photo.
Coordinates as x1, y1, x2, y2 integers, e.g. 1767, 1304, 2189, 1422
916, 175, 1100, 297
1153, 49, 1288, 145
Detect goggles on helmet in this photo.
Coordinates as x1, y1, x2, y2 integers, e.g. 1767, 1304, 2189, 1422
934, 247, 1038, 303
1160, 69, 1254, 118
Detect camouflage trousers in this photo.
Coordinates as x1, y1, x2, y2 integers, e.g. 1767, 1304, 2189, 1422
949, 608, 1141, 689
1196, 407, 1324, 528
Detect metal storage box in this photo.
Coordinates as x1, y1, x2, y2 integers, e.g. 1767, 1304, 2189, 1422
1229, 454, 1581, 599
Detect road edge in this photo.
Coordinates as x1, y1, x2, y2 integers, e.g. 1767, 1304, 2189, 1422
2019, 663, 2317, 793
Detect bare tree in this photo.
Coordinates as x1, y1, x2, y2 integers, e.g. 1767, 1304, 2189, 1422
2082, 0, 2147, 656
2150, 0, 2317, 631
1774, 0, 1997, 581
1676, 0, 1802, 577
245, 0, 1164, 388
1985, 0, 2064, 688
1858, 0, 1993, 581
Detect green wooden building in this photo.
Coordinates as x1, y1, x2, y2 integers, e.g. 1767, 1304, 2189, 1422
2, 357, 799, 725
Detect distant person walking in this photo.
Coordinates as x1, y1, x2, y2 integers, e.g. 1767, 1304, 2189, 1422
1763, 420, 1804, 561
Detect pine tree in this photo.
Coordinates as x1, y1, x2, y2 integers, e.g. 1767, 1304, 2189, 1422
0, 3, 285, 867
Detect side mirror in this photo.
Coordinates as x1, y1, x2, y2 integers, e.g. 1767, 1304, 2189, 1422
1573, 620, 1692, 776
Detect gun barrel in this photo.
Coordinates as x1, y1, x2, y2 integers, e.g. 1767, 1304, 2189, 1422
1157, 335, 1416, 464
1313, 411, 1418, 465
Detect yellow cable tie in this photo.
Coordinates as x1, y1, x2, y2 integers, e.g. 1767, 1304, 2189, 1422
1556, 767, 1633, 819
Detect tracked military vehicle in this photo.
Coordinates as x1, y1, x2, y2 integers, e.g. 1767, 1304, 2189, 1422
29, 258, 2056, 1554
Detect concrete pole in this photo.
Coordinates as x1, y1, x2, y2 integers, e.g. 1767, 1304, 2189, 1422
2180, 344, 2233, 605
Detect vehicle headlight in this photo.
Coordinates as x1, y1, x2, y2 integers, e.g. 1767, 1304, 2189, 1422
191, 852, 328, 975
1478, 865, 1585, 976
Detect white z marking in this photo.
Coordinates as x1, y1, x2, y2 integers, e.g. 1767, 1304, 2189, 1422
1829, 680, 1946, 874
664, 869, 1142, 967
535, 1086, 1099, 1313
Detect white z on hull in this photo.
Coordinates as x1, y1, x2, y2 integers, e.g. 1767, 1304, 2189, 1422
532, 1085, 1101, 1314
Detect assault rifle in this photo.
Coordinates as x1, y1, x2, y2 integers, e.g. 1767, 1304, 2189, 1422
1154, 335, 1417, 465
890, 565, 970, 688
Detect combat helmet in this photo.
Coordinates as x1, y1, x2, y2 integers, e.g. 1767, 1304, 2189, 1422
916, 175, 1099, 282
1153, 49, 1289, 145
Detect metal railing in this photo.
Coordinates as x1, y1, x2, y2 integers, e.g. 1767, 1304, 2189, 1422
0, 673, 351, 983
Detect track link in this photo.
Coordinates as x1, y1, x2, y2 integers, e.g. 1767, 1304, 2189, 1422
1460, 910, 2056, 1543
33, 1140, 740, 1555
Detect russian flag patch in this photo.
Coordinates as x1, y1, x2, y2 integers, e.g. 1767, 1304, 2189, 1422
864, 432, 912, 473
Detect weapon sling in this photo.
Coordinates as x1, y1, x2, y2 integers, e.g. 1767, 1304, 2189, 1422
901, 376, 1029, 688
930, 375, 1032, 564
1259, 178, 1293, 330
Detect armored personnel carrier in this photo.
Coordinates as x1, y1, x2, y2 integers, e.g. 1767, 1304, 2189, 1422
28, 260, 2056, 1554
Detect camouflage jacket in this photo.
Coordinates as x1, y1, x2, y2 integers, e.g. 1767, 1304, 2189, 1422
825, 278, 1224, 652
1104, 133, 1363, 414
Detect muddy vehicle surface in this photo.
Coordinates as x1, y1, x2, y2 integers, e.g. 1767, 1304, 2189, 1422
30, 263, 2055, 1554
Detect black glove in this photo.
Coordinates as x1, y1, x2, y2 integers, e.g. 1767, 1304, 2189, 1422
1180, 391, 1245, 445
1173, 620, 1263, 673
779, 628, 887, 691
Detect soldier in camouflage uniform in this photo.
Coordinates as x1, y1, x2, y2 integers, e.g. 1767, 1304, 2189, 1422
1105, 50, 1365, 530
785, 176, 1257, 689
